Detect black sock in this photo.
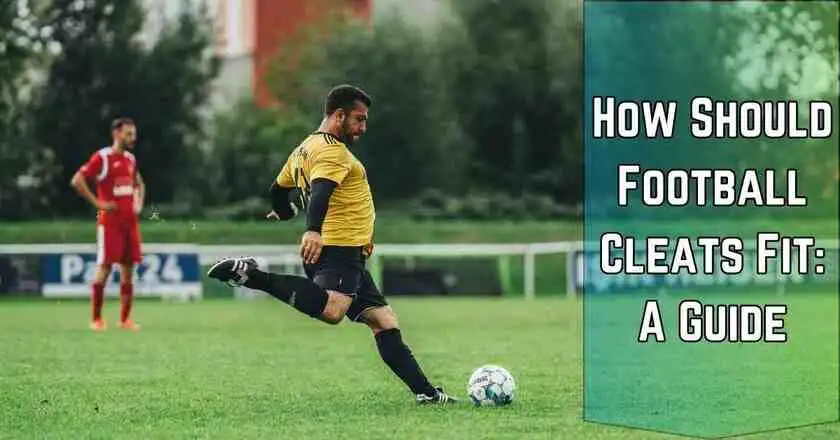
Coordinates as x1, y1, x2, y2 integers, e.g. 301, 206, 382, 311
375, 328, 436, 396
244, 270, 328, 318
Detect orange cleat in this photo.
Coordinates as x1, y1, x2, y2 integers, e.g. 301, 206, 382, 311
119, 320, 141, 331
89, 319, 107, 332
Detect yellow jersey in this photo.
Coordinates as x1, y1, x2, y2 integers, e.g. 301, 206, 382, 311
276, 132, 375, 247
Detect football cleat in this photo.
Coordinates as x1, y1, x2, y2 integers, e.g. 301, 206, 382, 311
89, 319, 107, 332
119, 319, 141, 331
207, 257, 259, 287
416, 387, 459, 405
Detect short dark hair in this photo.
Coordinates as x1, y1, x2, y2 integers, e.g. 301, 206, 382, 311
111, 117, 135, 131
324, 85, 372, 116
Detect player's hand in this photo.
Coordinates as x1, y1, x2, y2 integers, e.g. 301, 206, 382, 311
300, 231, 323, 264
98, 201, 117, 211
288, 188, 306, 216
363, 242, 374, 258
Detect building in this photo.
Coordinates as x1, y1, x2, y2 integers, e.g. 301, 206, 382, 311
141, 0, 372, 110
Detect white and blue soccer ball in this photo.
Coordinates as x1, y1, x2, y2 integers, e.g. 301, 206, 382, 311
467, 365, 516, 406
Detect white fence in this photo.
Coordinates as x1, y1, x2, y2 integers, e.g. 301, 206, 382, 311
0, 242, 578, 299
198, 242, 579, 299
5, 239, 832, 299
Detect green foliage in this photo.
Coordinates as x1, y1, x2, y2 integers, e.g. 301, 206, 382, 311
267, 9, 472, 202
0, 0, 59, 219
137, 2, 221, 208
409, 188, 580, 221
438, 0, 582, 204
728, 1, 839, 218
27, 0, 219, 217
0, 0, 836, 221
202, 99, 312, 220
0, 218, 584, 244
206, 0, 582, 218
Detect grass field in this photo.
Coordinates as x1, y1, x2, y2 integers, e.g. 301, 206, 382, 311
1, 296, 838, 440
0, 217, 836, 244
0, 218, 582, 244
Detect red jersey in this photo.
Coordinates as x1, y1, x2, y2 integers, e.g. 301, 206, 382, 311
79, 147, 139, 225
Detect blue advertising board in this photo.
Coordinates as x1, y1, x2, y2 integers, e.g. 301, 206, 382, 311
40, 252, 201, 298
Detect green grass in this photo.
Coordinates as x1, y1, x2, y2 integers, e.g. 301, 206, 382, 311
585, 292, 838, 438
1, 296, 838, 440
0, 217, 836, 245
0, 218, 581, 244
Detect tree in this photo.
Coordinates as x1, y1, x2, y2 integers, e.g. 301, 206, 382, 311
727, 1, 839, 217
0, 0, 60, 219
584, 0, 837, 220
263, 7, 470, 205
212, 0, 579, 219
29, 0, 218, 218
428, 0, 585, 206
201, 99, 312, 220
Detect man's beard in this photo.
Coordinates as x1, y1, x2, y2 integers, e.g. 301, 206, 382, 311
341, 122, 354, 146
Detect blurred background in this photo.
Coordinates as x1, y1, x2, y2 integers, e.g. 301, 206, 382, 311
0, 0, 837, 300
0, 0, 583, 222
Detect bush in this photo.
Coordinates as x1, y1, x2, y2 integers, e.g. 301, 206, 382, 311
407, 188, 579, 221
202, 99, 312, 208
265, 9, 473, 205
204, 197, 269, 221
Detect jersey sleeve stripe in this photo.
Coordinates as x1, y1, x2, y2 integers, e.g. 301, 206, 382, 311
317, 133, 341, 145
96, 148, 109, 182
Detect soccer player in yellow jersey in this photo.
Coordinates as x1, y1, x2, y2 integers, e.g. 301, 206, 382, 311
207, 85, 457, 405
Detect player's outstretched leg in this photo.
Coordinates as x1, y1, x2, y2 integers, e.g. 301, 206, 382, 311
360, 306, 458, 405
207, 257, 331, 319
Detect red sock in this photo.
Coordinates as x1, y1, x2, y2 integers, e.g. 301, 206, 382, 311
91, 282, 105, 321
120, 283, 134, 323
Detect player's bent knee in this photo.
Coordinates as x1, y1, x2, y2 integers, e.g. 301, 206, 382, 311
363, 307, 399, 334
319, 290, 352, 325
319, 308, 345, 325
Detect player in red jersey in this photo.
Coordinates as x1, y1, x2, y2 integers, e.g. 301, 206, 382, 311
71, 118, 145, 331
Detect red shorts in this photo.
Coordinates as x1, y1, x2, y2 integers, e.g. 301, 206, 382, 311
96, 222, 142, 265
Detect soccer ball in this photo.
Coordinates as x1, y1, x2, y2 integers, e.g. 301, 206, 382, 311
467, 365, 516, 406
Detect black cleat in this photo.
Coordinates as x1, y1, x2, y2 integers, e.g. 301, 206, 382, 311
206, 257, 258, 287
416, 387, 459, 405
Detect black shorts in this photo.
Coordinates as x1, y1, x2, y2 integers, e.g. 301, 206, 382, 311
303, 245, 388, 322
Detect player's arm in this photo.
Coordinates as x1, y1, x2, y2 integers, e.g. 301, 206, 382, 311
299, 146, 350, 264
268, 160, 304, 221
298, 178, 338, 264
269, 181, 301, 220
305, 179, 337, 233
306, 146, 350, 232
70, 172, 100, 208
70, 153, 113, 211
134, 171, 145, 213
